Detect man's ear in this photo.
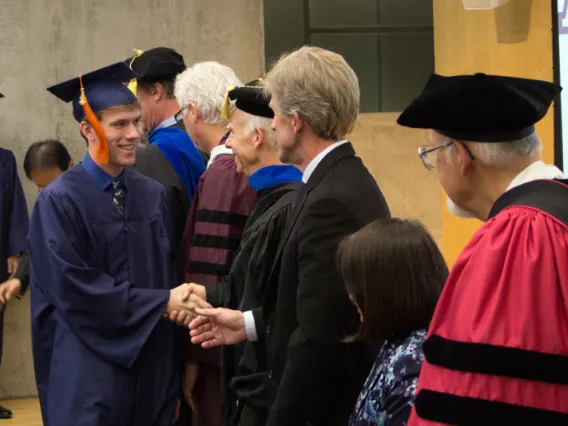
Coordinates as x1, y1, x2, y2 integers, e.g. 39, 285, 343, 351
253, 127, 264, 149
153, 83, 163, 101
69, 160, 75, 168
291, 111, 303, 135
80, 121, 93, 143
188, 102, 199, 124
456, 141, 473, 177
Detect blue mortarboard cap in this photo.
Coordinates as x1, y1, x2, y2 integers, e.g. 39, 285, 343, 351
47, 62, 138, 122
0, 93, 4, 99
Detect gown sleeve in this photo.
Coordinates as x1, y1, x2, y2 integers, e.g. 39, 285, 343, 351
6, 150, 29, 256
28, 189, 170, 370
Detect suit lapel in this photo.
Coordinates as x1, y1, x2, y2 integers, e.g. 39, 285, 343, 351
269, 142, 356, 279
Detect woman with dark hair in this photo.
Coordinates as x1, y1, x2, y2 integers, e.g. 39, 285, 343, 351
337, 218, 448, 426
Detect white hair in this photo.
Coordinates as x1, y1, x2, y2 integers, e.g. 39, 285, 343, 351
469, 132, 542, 165
444, 132, 542, 165
243, 112, 277, 147
174, 61, 242, 126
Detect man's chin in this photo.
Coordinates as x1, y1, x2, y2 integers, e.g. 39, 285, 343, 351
446, 196, 476, 219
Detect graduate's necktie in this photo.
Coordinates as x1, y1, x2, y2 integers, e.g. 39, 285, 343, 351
112, 180, 125, 215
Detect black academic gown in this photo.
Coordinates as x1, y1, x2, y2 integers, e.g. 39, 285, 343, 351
247, 143, 391, 426
28, 159, 180, 426
205, 181, 300, 426
0, 148, 29, 365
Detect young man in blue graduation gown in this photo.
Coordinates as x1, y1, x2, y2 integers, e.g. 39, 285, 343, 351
29, 63, 204, 426
0, 91, 29, 419
126, 47, 206, 261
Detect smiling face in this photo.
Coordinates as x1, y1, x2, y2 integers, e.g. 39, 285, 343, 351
81, 104, 142, 170
225, 109, 262, 176
100, 107, 141, 168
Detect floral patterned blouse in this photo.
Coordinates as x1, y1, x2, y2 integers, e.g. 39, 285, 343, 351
348, 329, 426, 426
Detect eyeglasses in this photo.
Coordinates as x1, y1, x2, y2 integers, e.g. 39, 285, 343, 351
418, 140, 475, 170
175, 105, 190, 123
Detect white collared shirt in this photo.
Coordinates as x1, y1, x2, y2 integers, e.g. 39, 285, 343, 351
302, 140, 349, 183
506, 160, 564, 191
154, 116, 178, 131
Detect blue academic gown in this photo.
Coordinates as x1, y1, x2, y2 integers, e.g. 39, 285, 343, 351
0, 148, 29, 364
148, 126, 205, 203
0, 148, 29, 279
28, 154, 180, 426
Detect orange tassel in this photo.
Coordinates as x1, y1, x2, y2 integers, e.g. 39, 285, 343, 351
79, 75, 109, 164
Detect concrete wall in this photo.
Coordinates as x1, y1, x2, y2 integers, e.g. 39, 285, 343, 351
0, 0, 264, 399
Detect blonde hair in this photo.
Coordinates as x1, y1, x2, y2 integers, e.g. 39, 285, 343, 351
94, 102, 141, 121
174, 61, 242, 126
264, 46, 360, 141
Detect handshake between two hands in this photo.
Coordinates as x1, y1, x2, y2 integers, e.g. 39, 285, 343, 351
164, 283, 248, 349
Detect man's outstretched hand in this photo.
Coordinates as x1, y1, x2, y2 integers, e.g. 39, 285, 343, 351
189, 308, 247, 348
165, 284, 211, 327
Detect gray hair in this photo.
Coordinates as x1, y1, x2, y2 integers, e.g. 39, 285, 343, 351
174, 61, 242, 126
243, 112, 277, 148
468, 132, 542, 165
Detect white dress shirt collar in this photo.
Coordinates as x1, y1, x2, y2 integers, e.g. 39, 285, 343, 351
154, 116, 178, 131
302, 140, 349, 183
506, 160, 564, 191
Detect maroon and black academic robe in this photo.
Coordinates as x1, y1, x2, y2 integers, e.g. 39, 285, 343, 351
180, 149, 256, 426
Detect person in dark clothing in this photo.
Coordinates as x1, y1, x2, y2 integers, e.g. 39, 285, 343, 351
189, 46, 391, 426
0, 92, 30, 420
126, 47, 206, 264
174, 61, 257, 426
0, 140, 73, 305
23, 139, 74, 192
168, 80, 302, 425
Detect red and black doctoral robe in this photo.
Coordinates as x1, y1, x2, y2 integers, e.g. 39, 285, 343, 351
410, 178, 568, 425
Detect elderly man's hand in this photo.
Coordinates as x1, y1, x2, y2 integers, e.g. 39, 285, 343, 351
189, 308, 247, 348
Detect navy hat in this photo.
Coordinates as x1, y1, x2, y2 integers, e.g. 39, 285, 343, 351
125, 47, 186, 83
0, 92, 4, 98
47, 62, 138, 122
397, 73, 562, 142
227, 79, 274, 119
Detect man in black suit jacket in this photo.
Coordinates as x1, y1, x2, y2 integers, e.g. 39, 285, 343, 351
189, 46, 390, 426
